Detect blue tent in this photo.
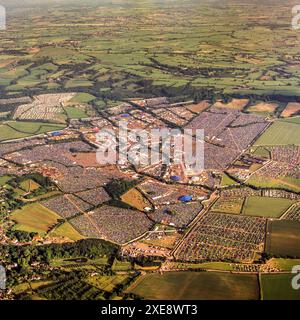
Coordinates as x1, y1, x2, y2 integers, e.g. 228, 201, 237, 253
51, 131, 62, 137
170, 175, 181, 182
121, 113, 130, 118
179, 195, 192, 203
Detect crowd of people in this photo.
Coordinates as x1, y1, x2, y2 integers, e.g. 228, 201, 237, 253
4, 141, 95, 166
42, 194, 92, 219
148, 202, 203, 228
70, 206, 154, 245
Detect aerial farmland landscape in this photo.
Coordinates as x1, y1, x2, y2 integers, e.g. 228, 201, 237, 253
1, 0, 300, 303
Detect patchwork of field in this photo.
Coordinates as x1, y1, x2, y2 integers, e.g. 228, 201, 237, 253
128, 272, 259, 300
1, 0, 300, 301
0, 0, 300, 104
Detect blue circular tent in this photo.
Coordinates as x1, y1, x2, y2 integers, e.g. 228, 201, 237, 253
51, 131, 62, 137
170, 175, 181, 182
178, 195, 193, 203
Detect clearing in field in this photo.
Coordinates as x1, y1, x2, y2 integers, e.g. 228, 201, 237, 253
260, 274, 300, 300
266, 220, 300, 258
281, 102, 300, 118
211, 198, 244, 215
10, 203, 60, 235
220, 173, 238, 187
186, 101, 210, 113
128, 272, 259, 300
242, 196, 294, 218
247, 102, 278, 114
253, 121, 300, 146
214, 98, 249, 110
19, 179, 41, 193
121, 188, 152, 212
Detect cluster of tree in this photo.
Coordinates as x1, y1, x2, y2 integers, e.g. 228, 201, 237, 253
1, 239, 119, 272
105, 178, 139, 199
126, 255, 166, 268
6, 230, 37, 242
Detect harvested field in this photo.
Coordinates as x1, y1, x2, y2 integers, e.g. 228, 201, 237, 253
281, 102, 300, 118
266, 220, 300, 258
186, 101, 210, 113
11, 203, 60, 234
128, 272, 259, 300
248, 102, 277, 113
214, 98, 249, 110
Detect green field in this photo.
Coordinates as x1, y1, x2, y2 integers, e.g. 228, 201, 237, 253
220, 173, 238, 187
51, 222, 85, 241
253, 121, 300, 146
247, 176, 300, 193
260, 274, 300, 300
242, 196, 294, 218
128, 272, 259, 300
86, 274, 130, 292
0, 121, 65, 142
11, 203, 60, 235
0, 175, 11, 186
268, 258, 300, 271
266, 220, 300, 258
64, 107, 89, 119
112, 259, 132, 272
69, 93, 96, 104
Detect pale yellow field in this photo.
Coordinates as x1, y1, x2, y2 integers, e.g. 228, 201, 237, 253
281, 102, 300, 117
